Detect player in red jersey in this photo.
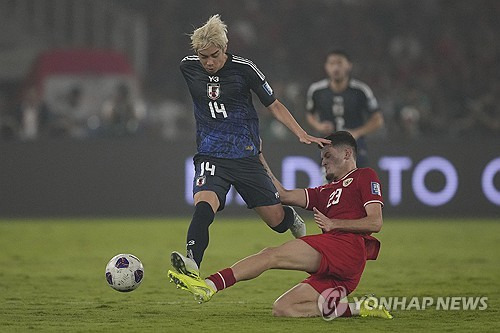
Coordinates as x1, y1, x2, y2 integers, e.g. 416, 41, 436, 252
168, 131, 391, 319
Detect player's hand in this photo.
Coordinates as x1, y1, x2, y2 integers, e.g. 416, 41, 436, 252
313, 207, 335, 232
299, 134, 331, 147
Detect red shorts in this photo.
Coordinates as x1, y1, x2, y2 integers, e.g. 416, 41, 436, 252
300, 233, 370, 295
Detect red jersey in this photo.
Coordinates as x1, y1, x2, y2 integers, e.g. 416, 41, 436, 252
305, 167, 383, 220
304, 167, 383, 260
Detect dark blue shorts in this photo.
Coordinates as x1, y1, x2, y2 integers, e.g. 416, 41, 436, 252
192, 154, 281, 211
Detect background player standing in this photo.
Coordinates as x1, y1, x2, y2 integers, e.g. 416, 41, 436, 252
168, 131, 392, 320
172, 15, 330, 277
306, 50, 384, 167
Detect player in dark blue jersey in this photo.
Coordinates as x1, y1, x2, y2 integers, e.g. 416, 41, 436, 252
180, 53, 272, 159
171, 15, 330, 278
306, 50, 384, 167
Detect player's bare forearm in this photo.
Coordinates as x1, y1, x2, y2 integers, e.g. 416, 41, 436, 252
316, 215, 382, 234
313, 204, 383, 233
328, 216, 382, 233
267, 100, 307, 138
259, 152, 286, 194
307, 113, 335, 136
350, 111, 384, 139
267, 100, 330, 147
259, 151, 307, 208
306, 113, 322, 132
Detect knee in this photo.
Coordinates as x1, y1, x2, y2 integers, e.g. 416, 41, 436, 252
260, 207, 285, 226
265, 213, 284, 227
256, 247, 280, 268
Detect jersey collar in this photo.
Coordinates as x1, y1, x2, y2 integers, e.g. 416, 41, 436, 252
331, 168, 358, 184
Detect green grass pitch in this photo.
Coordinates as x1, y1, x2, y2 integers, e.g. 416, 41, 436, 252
0, 217, 499, 332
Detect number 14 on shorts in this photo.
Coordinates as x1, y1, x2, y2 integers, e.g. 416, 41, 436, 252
200, 161, 216, 176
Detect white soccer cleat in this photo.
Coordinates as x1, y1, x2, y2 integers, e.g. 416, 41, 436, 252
170, 251, 200, 278
289, 207, 306, 238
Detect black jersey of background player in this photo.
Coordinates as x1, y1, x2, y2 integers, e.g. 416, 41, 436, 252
180, 53, 276, 159
306, 78, 379, 139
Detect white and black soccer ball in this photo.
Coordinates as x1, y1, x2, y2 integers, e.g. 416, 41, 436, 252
105, 254, 144, 292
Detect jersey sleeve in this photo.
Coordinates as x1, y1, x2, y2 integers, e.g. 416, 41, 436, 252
240, 59, 276, 107
361, 83, 379, 113
305, 84, 316, 114
305, 79, 329, 114
179, 58, 186, 75
179, 55, 198, 77
304, 187, 321, 211
358, 168, 384, 207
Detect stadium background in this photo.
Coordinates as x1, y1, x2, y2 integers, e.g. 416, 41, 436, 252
0, 0, 498, 218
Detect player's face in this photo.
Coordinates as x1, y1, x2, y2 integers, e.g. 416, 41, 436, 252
324, 54, 352, 82
197, 44, 228, 74
321, 145, 348, 182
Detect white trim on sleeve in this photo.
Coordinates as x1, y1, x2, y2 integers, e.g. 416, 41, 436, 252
364, 200, 384, 207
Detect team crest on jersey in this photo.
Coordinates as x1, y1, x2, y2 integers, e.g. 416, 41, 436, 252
371, 182, 381, 196
196, 175, 206, 187
207, 83, 220, 100
343, 178, 353, 187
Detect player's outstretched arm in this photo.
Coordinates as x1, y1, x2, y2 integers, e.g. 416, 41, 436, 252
267, 99, 330, 147
259, 150, 307, 208
313, 203, 383, 233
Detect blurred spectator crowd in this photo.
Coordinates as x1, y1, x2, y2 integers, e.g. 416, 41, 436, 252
0, 0, 498, 141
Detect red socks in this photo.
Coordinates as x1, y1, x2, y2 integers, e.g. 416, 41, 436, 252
207, 268, 236, 291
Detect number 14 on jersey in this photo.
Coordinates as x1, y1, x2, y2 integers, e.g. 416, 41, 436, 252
209, 101, 228, 119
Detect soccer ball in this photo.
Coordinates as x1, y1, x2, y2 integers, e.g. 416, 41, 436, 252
105, 253, 144, 292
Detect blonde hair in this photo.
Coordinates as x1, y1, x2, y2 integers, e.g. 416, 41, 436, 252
190, 14, 228, 52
